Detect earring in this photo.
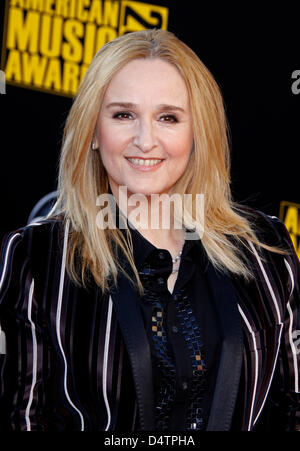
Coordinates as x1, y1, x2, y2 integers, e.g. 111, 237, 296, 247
91, 142, 97, 151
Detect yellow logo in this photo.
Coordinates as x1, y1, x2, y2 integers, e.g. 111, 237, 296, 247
1, 0, 169, 97
279, 200, 300, 259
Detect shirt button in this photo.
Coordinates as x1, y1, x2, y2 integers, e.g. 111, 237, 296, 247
142, 267, 151, 275
157, 277, 165, 285
182, 381, 188, 391
172, 325, 179, 334
173, 293, 182, 301
158, 251, 165, 260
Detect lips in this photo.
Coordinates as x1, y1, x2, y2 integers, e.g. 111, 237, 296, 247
125, 157, 164, 167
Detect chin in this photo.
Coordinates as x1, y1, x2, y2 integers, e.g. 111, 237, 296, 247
126, 185, 165, 197
131, 189, 168, 198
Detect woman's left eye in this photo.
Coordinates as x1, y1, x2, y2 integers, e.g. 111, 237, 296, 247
159, 114, 178, 123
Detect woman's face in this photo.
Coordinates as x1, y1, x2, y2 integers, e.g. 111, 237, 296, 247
94, 58, 194, 199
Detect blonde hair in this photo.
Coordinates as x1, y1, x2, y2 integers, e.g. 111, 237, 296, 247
50, 29, 283, 292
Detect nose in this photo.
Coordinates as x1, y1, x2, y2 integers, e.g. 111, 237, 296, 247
132, 118, 157, 153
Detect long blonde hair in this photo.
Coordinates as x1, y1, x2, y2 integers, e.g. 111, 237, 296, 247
50, 29, 283, 292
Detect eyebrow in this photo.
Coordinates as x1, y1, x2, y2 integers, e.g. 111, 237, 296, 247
105, 102, 186, 112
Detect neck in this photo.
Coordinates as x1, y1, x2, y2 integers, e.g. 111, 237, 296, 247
111, 185, 185, 258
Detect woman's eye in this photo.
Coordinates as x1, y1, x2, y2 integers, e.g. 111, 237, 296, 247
113, 111, 133, 120
159, 114, 178, 123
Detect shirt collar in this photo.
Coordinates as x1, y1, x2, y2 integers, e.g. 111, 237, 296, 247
128, 224, 202, 271
128, 225, 157, 270
107, 186, 205, 270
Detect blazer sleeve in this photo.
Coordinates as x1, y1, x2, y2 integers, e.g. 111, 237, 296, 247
267, 217, 300, 431
0, 228, 48, 431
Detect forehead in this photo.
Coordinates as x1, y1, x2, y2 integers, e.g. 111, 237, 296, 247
102, 58, 189, 105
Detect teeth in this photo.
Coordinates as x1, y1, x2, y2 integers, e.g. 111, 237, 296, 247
127, 158, 162, 166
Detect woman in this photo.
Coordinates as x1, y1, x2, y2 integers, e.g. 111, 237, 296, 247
0, 29, 299, 431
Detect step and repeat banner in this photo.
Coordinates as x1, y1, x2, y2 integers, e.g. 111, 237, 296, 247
0, 0, 299, 258
1, 0, 169, 96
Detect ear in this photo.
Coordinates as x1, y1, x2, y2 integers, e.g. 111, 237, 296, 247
92, 134, 100, 150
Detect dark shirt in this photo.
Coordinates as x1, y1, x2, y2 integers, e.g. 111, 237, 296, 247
129, 225, 222, 431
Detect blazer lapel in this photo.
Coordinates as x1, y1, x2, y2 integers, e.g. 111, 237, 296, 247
205, 262, 244, 431
110, 272, 155, 431
111, 257, 244, 431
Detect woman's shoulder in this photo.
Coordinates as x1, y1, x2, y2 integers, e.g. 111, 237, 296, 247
236, 205, 290, 247
238, 206, 299, 279
0, 213, 66, 264
3, 212, 64, 238
0, 214, 68, 300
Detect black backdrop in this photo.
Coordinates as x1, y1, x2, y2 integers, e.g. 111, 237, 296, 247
1, 0, 300, 240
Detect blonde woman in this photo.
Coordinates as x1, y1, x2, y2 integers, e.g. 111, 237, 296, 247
0, 30, 299, 431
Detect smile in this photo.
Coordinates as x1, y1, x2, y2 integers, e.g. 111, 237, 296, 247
125, 157, 164, 167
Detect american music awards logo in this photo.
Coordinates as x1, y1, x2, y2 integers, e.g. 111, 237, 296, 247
1, 0, 169, 97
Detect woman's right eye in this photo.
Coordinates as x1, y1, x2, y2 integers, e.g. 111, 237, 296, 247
112, 111, 133, 120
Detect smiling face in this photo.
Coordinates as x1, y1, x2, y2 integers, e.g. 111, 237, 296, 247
94, 58, 194, 199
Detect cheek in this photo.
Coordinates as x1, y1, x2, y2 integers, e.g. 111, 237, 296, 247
98, 132, 124, 164
166, 127, 193, 158
170, 138, 193, 162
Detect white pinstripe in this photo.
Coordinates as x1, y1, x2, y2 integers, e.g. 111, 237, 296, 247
0, 232, 21, 292
0, 233, 22, 356
284, 259, 295, 298
103, 296, 113, 431
284, 259, 299, 393
248, 241, 282, 324
0, 227, 44, 371
247, 240, 284, 427
0, 224, 43, 293
0, 326, 6, 355
25, 279, 37, 431
237, 304, 259, 431
286, 302, 299, 394
56, 219, 85, 431
253, 323, 283, 425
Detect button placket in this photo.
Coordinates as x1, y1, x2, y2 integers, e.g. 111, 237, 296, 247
174, 288, 207, 430
157, 277, 165, 286
158, 251, 166, 260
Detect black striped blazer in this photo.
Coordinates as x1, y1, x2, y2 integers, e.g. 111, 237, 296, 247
0, 210, 299, 431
